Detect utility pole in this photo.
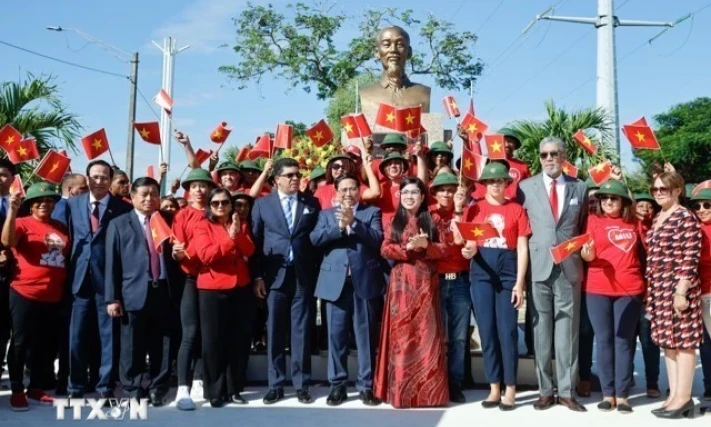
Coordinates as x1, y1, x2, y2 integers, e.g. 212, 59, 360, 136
125, 52, 139, 180
527, 0, 676, 157
152, 37, 189, 195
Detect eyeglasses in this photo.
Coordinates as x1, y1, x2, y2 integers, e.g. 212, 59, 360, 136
692, 202, 711, 211
210, 200, 231, 208
279, 172, 302, 180
331, 163, 344, 170
599, 195, 621, 202
539, 151, 560, 159
650, 186, 670, 195
337, 187, 359, 194
234, 201, 249, 209
401, 190, 421, 196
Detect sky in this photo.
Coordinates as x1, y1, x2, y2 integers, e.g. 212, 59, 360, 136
1, 0, 709, 182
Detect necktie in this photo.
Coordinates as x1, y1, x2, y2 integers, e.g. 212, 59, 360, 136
90, 201, 100, 233
145, 215, 160, 281
283, 196, 294, 262
549, 179, 559, 222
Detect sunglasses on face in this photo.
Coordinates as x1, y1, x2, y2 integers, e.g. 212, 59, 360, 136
599, 195, 621, 202
280, 172, 302, 180
210, 200, 231, 208
650, 186, 670, 195
234, 201, 249, 209
693, 202, 711, 211
539, 151, 560, 160
331, 163, 344, 170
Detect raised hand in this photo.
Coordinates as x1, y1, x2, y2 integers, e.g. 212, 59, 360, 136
229, 213, 241, 238
174, 131, 190, 146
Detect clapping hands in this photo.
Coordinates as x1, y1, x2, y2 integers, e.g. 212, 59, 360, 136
406, 228, 429, 251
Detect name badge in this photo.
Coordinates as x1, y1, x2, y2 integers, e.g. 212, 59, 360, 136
570, 198, 579, 206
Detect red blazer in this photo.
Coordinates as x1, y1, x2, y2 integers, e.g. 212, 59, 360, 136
193, 220, 255, 290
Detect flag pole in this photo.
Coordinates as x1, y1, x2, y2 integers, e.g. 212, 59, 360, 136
106, 147, 118, 167
178, 164, 189, 180
355, 80, 359, 114
458, 141, 464, 187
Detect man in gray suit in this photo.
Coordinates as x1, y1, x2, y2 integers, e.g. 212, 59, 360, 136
519, 137, 588, 412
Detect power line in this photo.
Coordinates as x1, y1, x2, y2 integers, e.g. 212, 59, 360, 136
136, 87, 161, 120
475, 0, 507, 34
0, 40, 128, 79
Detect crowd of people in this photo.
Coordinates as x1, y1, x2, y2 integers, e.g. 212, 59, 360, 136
0, 126, 710, 419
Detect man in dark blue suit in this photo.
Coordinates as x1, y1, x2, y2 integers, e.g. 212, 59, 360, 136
310, 174, 385, 406
252, 157, 321, 404
105, 177, 177, 406
64, 160, 132, 399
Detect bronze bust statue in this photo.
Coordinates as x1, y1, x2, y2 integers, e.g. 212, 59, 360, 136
359, 26, 431, 114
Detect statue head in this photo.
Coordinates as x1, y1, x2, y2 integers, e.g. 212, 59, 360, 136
375, 26, 412, 78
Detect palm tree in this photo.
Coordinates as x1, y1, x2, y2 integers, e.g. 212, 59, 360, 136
0, 74, 82, 180
508, 100, 616, 177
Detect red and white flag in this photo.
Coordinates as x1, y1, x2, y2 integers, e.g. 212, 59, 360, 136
153, 89, 173, 115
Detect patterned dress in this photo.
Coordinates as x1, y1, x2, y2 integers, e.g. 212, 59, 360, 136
645, 207, 703, 349
374, 216, 449, 408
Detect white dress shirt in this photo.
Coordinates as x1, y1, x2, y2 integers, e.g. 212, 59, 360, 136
88, 193, 110, 221
542, 173, 565, 219
134, 210, 167, 280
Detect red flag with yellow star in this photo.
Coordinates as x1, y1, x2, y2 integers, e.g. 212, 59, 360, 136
33, 150, 71, 184
622, 124, 660, 150
561, 160, 579, 178
484, 134, 506, 160
551, 233, 591, 264
587, 159, 612, 185
455, 222, 499, 242
341, 114, 372, 139
274, 124, 293, 150
150, 212, 173, 253
305, 119, 333, 147
353, 113, 372, 138
210, 122, 232, 144
235, 146, 250, 162
375, 103, 397, 129
194, 148, 212, 165
0, 124, 21, 150
9, 175, 25, 198
573, 129, 597, 155
459, 112, 489, 143
460, 145, 487, 181
7, 138, 40, 164
442, 96, 460, 118
81, 128, 110, 160
395, 106, 421, 132
249, 134, 272, 160
58, 149, 71, 172
134, 122, 161, 145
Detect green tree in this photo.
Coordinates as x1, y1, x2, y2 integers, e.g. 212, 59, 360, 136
219, 3, 483, 100
509, 100, 616, 176
633, 97, 711, 184
0, 74, 81, 180
325, 72, 379, 144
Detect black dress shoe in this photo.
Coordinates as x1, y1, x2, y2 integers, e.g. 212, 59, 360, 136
263, 389, 284, 405
597, 400, 615, 411
655, 400, 695, 419
481, 399, 501, 409
533, 396, 555, 411
617, 402, 633, 413
558, 397, 587, 412
229, 393, 248, 404
149, 391, 168, 407
499, 402, 516, 411
209, 398, 225, 408
449, 387, 466, 404
326, 388, 347, 406
651, 405, 667, 414
296, 389, 312, 404
359, 390, 381, 406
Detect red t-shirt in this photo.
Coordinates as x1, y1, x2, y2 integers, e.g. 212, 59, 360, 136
462, 199, 531, 250
583, 215, 645, 296
171, 206, 207, 277
373, 181, 402, 224
698, 223, 711, 295
11, 217, 70, 303
431, 208, 470, 274
314, 183, 369, 209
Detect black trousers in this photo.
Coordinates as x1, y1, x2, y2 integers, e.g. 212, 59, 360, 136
119, 282, 171, 396
0, 273, 11, 376
177, 276, 202, 387
8, 288, 60, 393
199, 287, 242, 400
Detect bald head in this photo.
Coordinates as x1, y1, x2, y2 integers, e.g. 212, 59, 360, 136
62, 173, 88, 198
375, 26, 412, 75
377, 26, 410, 45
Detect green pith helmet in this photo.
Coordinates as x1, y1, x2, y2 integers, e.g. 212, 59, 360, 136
685, 183, 697, 199
181, 168, 217, 190
381, 133, 407, 148
498, 127, 521, 149
379, 152, 409, 175
478, 161, 511, 182
428, 141, 453, 157
239, 160, 262, 172
597, 179, 632, 201
430, 172, 459, 190
585, 177, 599, 191
634, 193, 655, 203
23, 182, 61, 205
691, 188, 711, 202
215, 160, 241, 174
326, 154, 352, 168
309, 167, 326, 181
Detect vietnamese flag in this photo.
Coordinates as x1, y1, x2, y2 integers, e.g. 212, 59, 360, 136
443, 96, 460, 118
551, 234, 591, 264
561, 160, 579, 178
406, 125, 427, 139
235, 146, 250, 162
341, 115, 360, 139
460, 112, 489, 142
375, 103, 398, 129
210, 122, 232, 144
274, 124, 293, 150
33, 150, 71, 184
58, 149, 72, 172
150, 212, 173, 253
623, 124, 660, 150
460, 146, 487, 181
395, 106, 421, 132
134, 122, 161, 145
153, 89, 173, 115
0, 124, 21, 150
305, 119, 333, 147
484, 134, 506, 160
573, 129, 596, 155
194, 148, 212, 165
10, 175, 25, 198
249, 134, 272, 160
455, 221, 499, 242
353, 113, 372, 138
8, 138, 40, 164
587, 159, 612, 185
81, 128, 110, 160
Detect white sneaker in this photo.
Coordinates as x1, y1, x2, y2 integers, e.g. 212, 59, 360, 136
190, 380, 204, 400
175, 386, 195, 411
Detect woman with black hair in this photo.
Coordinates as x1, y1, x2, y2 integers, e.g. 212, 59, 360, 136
374, 177, 449, 408
193, 188, 254, 407
313, 153, 380, 209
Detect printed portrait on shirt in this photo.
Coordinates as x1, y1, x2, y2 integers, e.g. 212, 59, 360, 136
483, 213, 508, 249
40, 232, 67, 267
